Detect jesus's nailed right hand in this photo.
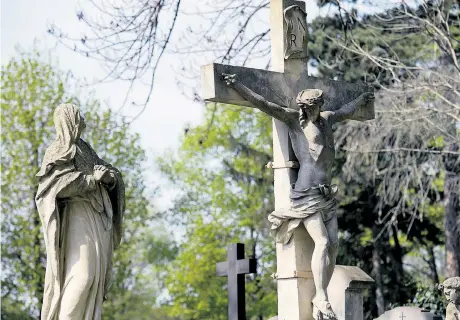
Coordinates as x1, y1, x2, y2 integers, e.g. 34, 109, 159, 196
362, 91, 375, 103
222, 73, 238, 86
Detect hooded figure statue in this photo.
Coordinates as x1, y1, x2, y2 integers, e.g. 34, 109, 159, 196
35, 103, 125, 320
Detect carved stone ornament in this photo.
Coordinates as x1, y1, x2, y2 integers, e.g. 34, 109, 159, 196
284, 5, 308, 59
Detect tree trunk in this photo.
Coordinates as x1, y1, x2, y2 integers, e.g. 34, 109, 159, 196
391, 226, 404, 281
443, 143, 460, 278
390, 225, 409, 302
444, 170, 460, 277
372, 225, 385, 315
427, 245, 440, 284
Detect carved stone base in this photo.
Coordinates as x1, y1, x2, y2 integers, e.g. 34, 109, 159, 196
275, 226, 315, 320
273, 227, 374, 320
327, 266, 374, 320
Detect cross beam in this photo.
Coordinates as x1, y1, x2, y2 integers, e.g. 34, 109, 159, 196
202, 63, 374, 121
216, 243, 257, 320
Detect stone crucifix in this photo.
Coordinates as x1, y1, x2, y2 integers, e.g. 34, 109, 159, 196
201, 1, 374, 319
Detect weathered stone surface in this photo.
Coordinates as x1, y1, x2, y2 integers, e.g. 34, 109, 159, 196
35, 103, 125, 320
267, 265, 374, 320
202, 63, 374, 121
374, 307, 441, 320
327, 266, 374, 320
283, 5, 308, 59
220, 71, 373, 319
439, 276, 460, 320
201, 1, 375, 319
275, 227, 315, 320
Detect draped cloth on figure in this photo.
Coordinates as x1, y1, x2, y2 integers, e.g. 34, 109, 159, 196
35, 104, 125, 320
268, 184, 338, 244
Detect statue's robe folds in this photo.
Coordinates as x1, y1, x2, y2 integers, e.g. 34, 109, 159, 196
446, 302, 460, 320
268, 184, 338, 244
36, 140, 125, 320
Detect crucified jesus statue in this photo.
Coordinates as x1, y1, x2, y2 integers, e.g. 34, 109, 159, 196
222, 73, 374, 320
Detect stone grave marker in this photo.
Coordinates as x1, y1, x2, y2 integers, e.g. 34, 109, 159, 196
374, 306, 442, 320
216, 243, 257, 320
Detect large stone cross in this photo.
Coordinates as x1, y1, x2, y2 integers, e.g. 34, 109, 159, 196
202, 1, 374, 319
216, 243, 257, 320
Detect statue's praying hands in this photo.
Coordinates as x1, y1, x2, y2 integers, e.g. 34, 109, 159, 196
93, 165, 115, 185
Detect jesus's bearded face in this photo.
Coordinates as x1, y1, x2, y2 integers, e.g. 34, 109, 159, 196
298, 99, 322, 122
296, 89, 324, 123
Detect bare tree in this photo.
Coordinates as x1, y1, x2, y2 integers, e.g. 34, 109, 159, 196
327, 0, 460, 277
49, 0, 271, 112
48, 0, 181, 114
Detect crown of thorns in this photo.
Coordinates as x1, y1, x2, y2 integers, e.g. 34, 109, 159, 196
296, 89, 324, 105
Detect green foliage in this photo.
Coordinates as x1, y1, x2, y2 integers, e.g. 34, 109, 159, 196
309, 3, 432, 84
1, 53, 68, 317
158, 104, 277, 319
410, 284, 445, 315
1, 51, 175, 319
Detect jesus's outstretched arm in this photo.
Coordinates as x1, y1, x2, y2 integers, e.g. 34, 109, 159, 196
328, 91, 374, 124
223, 73, 298, 124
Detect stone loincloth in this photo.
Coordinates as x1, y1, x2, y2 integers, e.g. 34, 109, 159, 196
268, 184, 338, 244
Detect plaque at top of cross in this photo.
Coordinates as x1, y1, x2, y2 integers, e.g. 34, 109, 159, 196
201, 1, 375, 320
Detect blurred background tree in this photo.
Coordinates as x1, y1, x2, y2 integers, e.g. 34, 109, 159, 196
157, 103, 276, 319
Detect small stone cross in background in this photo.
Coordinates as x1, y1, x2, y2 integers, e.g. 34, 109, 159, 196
216, 243, 257, 320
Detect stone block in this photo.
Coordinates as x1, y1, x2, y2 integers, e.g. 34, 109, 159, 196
327, 266, 374, 320
374, 306, 442, 320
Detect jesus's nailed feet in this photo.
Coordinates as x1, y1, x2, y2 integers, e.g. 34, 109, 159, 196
312, 300, 338, 320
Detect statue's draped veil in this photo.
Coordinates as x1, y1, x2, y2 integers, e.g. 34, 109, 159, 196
37, 103, 81, 177
35, 103, 125, 320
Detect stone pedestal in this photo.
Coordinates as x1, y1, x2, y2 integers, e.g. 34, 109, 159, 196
327, 266, 374, 320
273, 264, 374, 320
275, 227, 315, 320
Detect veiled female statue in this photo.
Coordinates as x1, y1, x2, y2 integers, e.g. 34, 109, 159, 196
35, 104, 125, 320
